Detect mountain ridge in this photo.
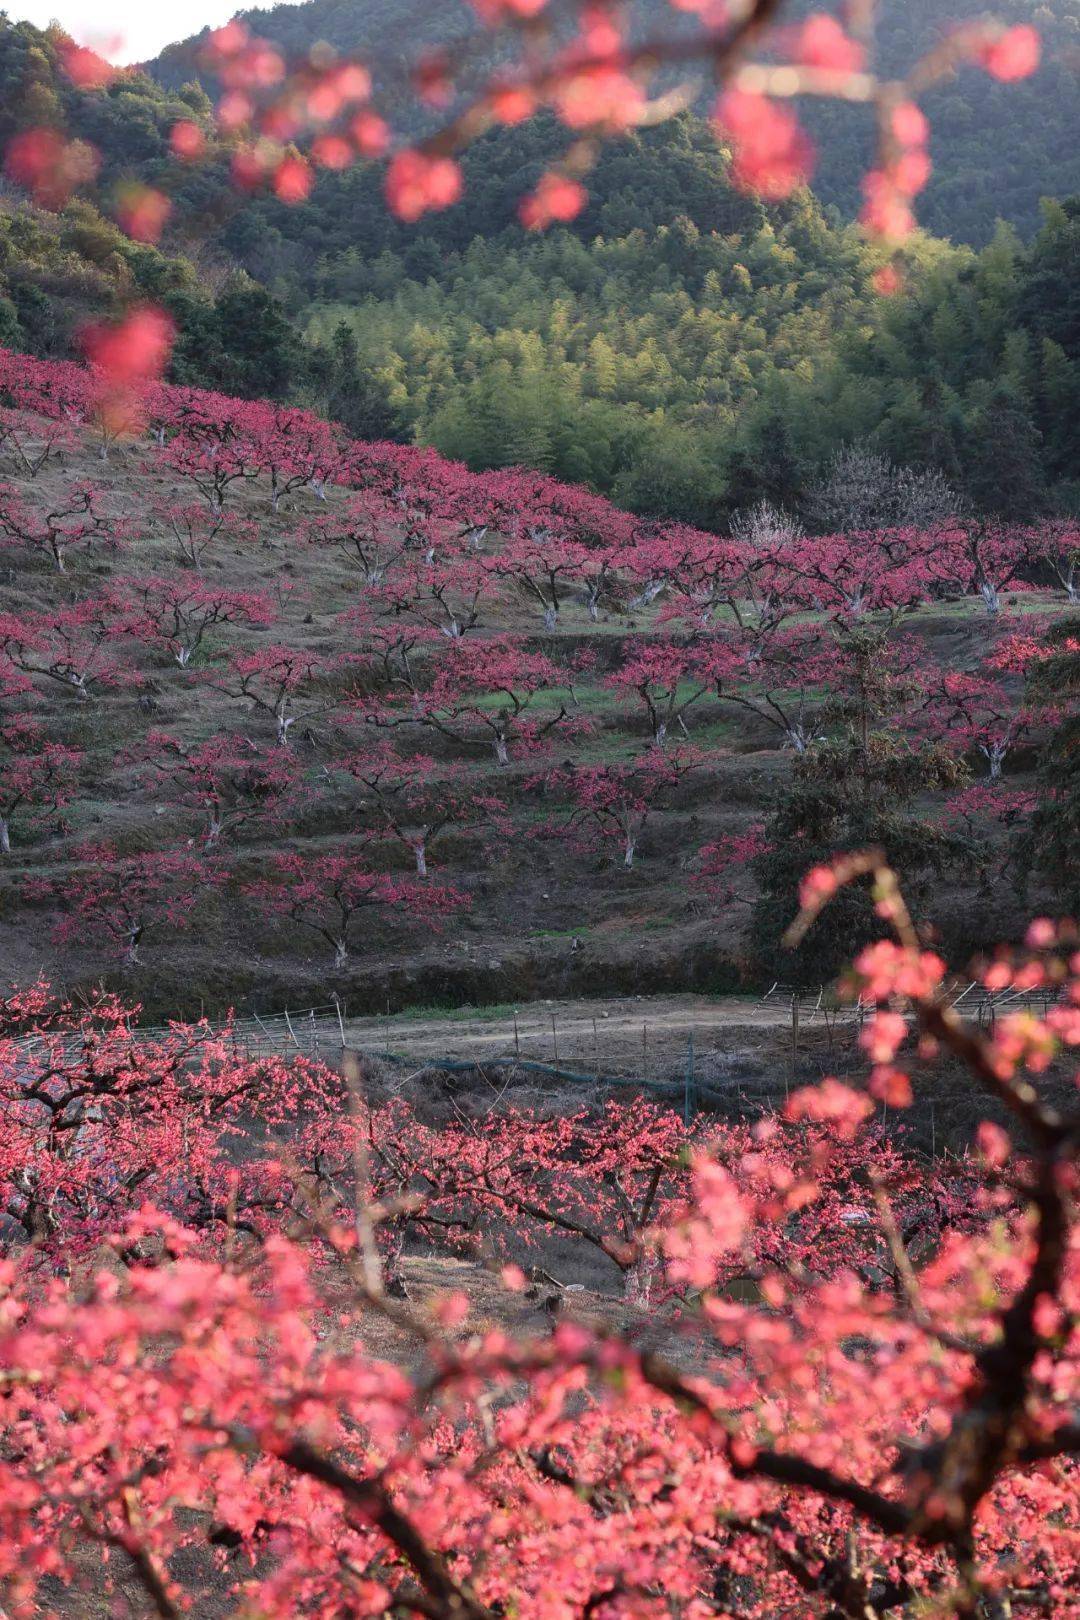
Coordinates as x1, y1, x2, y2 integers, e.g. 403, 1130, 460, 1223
146, 0, 1080, 245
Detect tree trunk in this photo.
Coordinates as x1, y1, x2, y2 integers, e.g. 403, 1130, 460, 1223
986, 743, 1006, 780
493, 735, 510, 767
623, 1250, 659, 1308
0, 817, 10, 855
979, 578, 1001, 615
632, 579, 665, 609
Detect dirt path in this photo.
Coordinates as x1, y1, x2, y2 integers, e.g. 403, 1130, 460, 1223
342, 992, 810, 1078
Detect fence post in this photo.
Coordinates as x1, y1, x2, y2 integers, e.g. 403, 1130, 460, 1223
684, 1032, 695, 1125
513, 1010, 520, 1058
333, 994, 346, 1049
283, 1009, 300, 1049
642, 1021, 648, 1084
789, 994, 799, 1097
550, 1010, 559, 1070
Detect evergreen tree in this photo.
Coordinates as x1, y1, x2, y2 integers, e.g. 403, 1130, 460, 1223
749, 631, 970, 986
319, 322, 404, 442
1021, 617, 1080, 912
963, 385, 1047, 519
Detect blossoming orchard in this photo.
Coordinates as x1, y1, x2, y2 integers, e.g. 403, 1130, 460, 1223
0, 871, 1076, 1617
0, 306, 1076, 1617
0, 1, 1077, 1615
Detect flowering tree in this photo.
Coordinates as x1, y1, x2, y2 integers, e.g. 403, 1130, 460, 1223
256, 402, 342, 509
138, 730, 299, 848
918, 668, 1042, 780
0, 716, 81, 855
647, 518, 790, 633
0, 599, 132, 701
710, 622, 924, 754
0, 479, 117, 573
0, 982, 339, 1253
369, 636, 575, 766
1027, 517, 1080, 604
705, 625, 833, 752
0, 861, 1075, 1614
29, 843, 206, 964
249, 851, 464, 964
604, 640, 711, 747
151, 499, 257, 571
997, 615, 1080, 912
332, 745, 507, 877
116, 574, 274, 668
159, 412, 259, 511
0, 348, 92, 421
0, 406, 78, 478
695, 823, 771, 905
209, 644, 343, 745
784, 526, 938, 619
806, 446, 959, 534
342, 605, 442, 702
370, 550, 494, 639
542, 746, 698, 870
492, 529, 589, 632
929, 519, 1030, 615
303, 490, 411, 584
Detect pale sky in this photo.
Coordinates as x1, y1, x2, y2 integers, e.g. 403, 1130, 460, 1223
7, 2, 262, 64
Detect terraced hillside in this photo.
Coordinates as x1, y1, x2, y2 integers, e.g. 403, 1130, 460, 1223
0, 349, 1070, 1019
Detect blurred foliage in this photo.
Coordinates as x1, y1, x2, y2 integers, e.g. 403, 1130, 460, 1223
151, 0, 1080, 246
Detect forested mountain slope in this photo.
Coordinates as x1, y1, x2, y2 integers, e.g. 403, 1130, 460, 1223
2, 11, 1078, 527
308, 189, 1080, 525
149, 0, 1080, 244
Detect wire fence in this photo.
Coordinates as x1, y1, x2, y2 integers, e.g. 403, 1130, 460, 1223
761, 979, 1061, 1025
11, 980, 1063, 1126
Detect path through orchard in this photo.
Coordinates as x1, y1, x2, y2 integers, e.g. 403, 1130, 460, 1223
340, 991, 812, 1081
